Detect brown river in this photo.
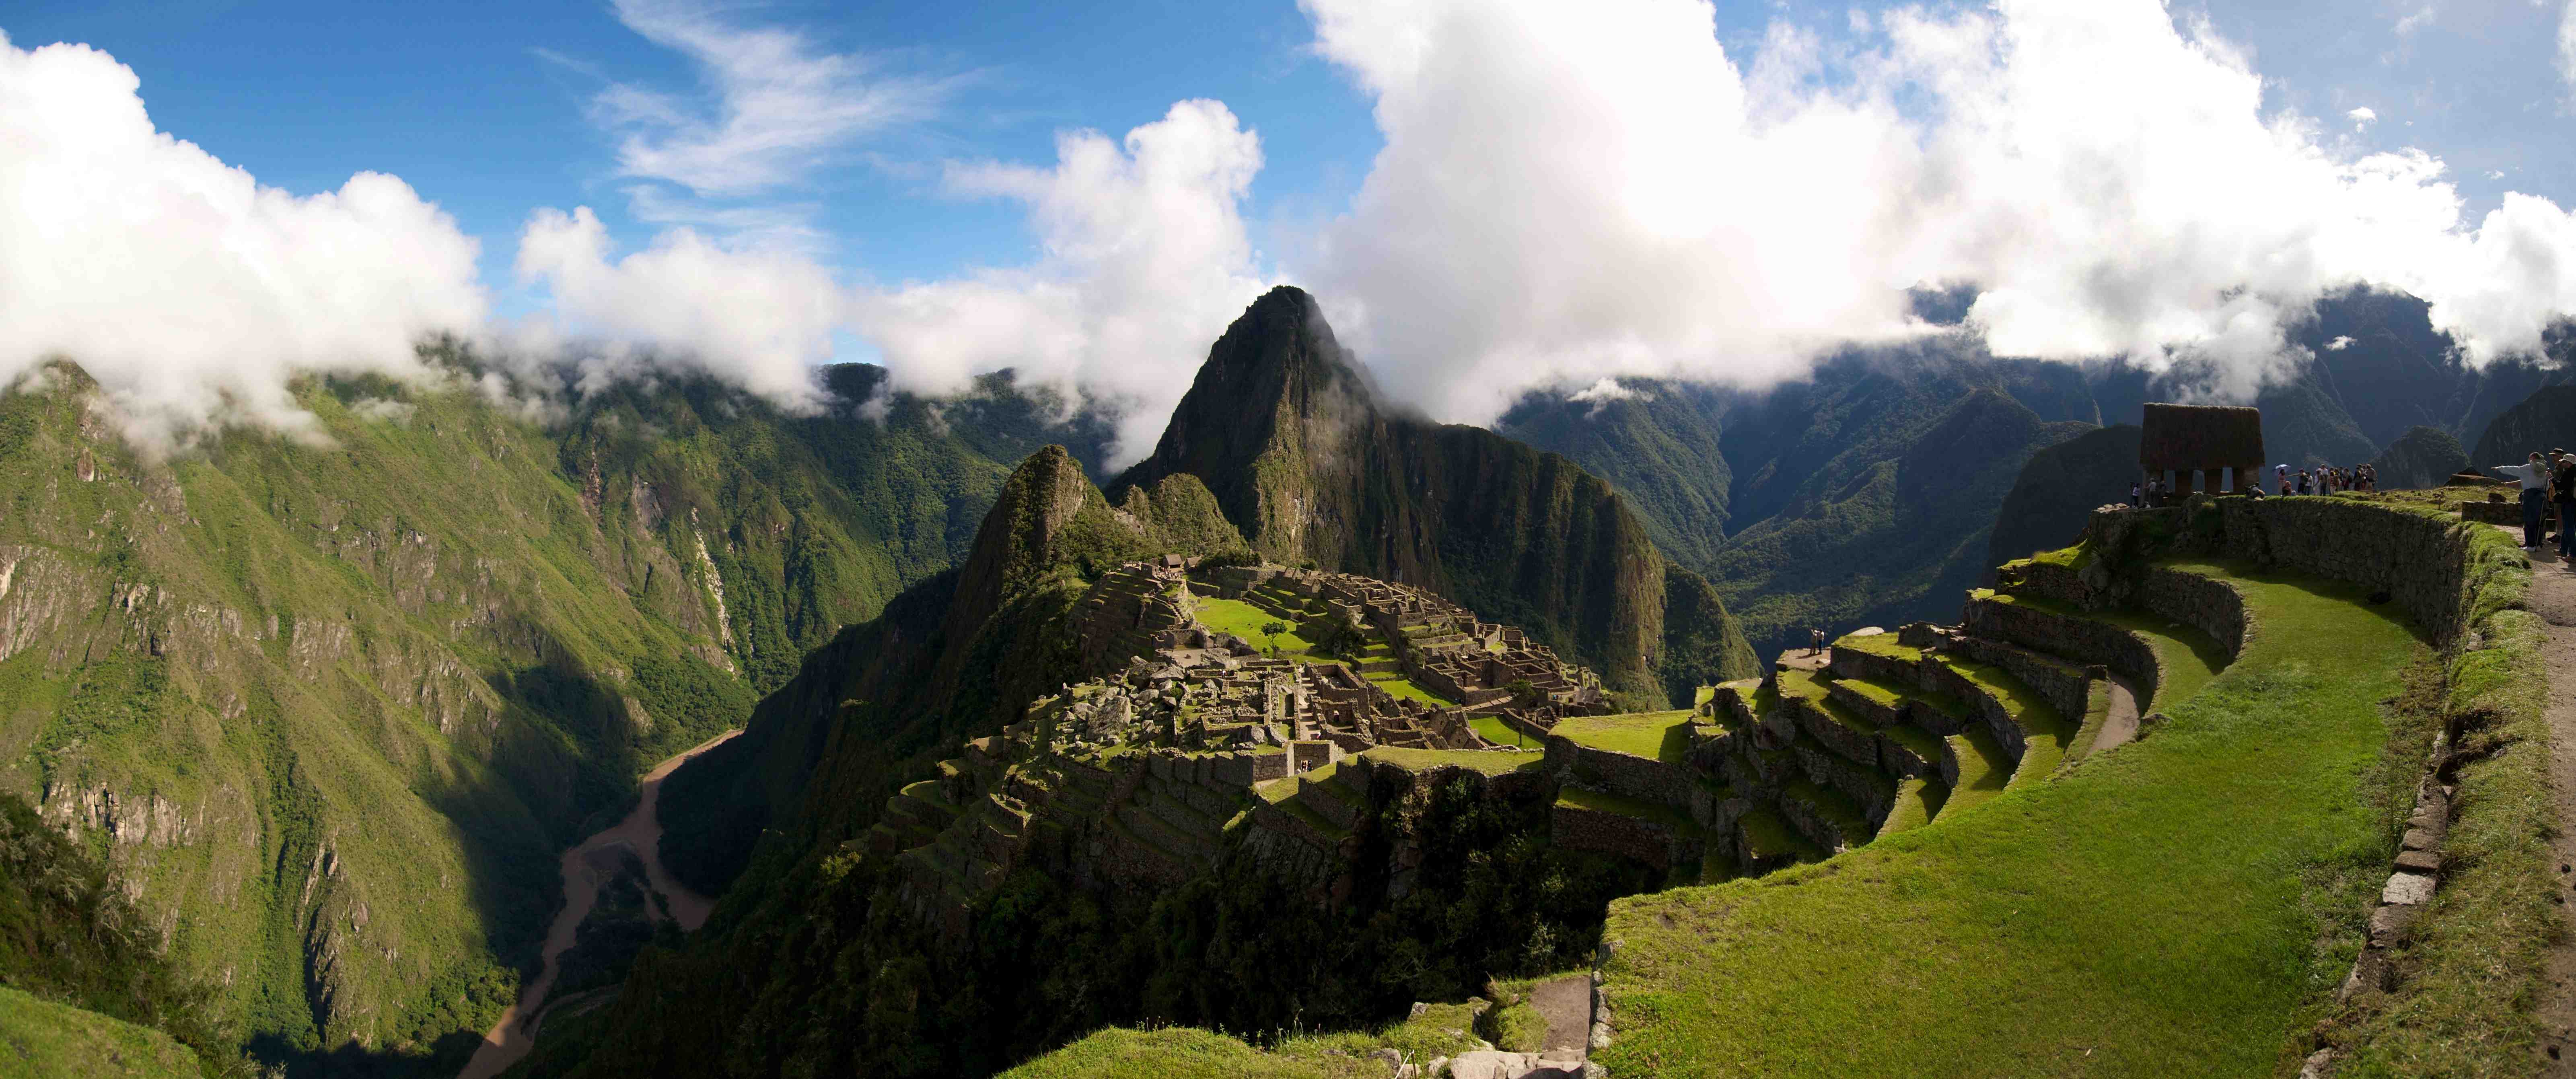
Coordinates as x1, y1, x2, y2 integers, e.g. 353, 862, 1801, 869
457, 729, 739, 1079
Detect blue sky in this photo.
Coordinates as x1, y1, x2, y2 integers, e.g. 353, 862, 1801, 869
5, 0, 2575, 461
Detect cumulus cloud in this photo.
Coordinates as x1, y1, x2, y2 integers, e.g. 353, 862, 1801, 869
512, 206, 836, 408
852, 99, 1272, 464
2326, 335, 2355, 350
1287, 0, 2576, 422
2347, 105, 2377, 129
0, 31, 485, 449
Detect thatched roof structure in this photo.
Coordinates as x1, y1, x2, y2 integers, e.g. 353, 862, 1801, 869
2139, 403, 2264, 473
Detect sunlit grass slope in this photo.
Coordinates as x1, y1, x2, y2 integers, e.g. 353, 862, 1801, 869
1595, 562, 2428, 1077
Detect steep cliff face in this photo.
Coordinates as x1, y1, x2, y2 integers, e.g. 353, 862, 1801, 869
1983, 424, 2146, 568
2368, 425, 2471, 489
655, 449, 1234, 896
1115, 286, 1756, 704
2471, 385, 2576, 466
0, 357, 1098, 1072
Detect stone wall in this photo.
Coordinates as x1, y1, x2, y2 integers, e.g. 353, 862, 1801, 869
2135, 565, 2249, 657
1963, 596, 2163, 705
1949, 638, 2098, 730
1550, 802, 1697, 873
2206, 499, 2468, 641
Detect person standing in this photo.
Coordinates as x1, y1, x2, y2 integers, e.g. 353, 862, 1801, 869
2491, 452, 2552, 549
2129, 480, 2143, 508
2296, 469, 2313, 495
2555, 450, 2576, 559
2276, 464, 2292, 496
1809, 628, 1827, 655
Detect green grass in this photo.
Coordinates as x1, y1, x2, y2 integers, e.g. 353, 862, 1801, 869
1594, 561, 2426, 1078
0, 986, 203, 1079
1735, 805, 1824, 863
1832, 674, 1969, 719
1197, 595, 1458, 706
1832, 632, 1922, 663
1938, 727, 2013, 817
1194, 596, 1321, 655
1001, 1001, 1491, 1078
1779, 780, 1868, 845
1363, 673, 1459, 708
1980, 590, 2229, 714
1558, 786, 1697, 831
1876, 777, 1947, 837
1931, 656, 2076, 784
1358, 746, 1545, 776
1468, 713, 1538, 749
1549, 710, 1696, 763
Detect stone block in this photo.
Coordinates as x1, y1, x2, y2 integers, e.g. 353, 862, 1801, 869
2381, 871, 2436, 906
2393, 848, 2440, 875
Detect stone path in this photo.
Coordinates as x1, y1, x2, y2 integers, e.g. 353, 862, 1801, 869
458, 729, 741, 1079
2524, 533, 2576, 1075
1529, 975, 1590, 1053
2094, 673, 2145, 754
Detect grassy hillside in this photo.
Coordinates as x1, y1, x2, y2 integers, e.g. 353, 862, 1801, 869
0, 357, 1095, 1073
1595, 560, 2428, 1075
0, 789, 249, 1077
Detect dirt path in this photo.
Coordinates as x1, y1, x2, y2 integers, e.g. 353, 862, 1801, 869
457, 729, 740, 1079
2517, 530, 2576, 1076
1529, 975, 1591, 1054
2093, 674, 2144, 754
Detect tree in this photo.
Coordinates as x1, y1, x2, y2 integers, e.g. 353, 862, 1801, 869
1260, 620, 1288, 655
1506, 678, 1543, 711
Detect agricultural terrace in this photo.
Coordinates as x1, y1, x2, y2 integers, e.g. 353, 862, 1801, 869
1594, 560, 2430, 1077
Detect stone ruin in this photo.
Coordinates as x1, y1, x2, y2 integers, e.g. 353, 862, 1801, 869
2139, 402, 2265, 499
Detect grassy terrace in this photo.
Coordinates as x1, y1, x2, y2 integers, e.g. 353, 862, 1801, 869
1975, 588, 2228, 713
1001, 1002, 1492, 1079
1192, 594, 1459, 706
1549, 709, 1697, 763
1558, 786, 1700, 831
1596, 561, 2427, 1077
1358, 746, 1545, 776
1877, 777, 1947, 837
1469, 713, 1539, 749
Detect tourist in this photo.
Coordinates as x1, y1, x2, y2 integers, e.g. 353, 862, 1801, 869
2276, 464, 2292, 496
2128, 480, 2142, 509
2490, 452, 2552, 549
2555, 449, 2576, 559
2145, 475, 2161, 506
1809, 628, 1826, 655
2296, 469, 2313, 495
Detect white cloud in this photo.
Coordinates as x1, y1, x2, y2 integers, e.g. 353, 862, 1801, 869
2559, 1, 2576, 93
0, 31, 486, 450
2326, 335, 2354, 350
591, 0, 948, 198
2395, 4, 2438, 37
852, 100, 1272, 465
2348, 105, 2377, 129
512, 206, 836, 409
1284, 0, 2576, 423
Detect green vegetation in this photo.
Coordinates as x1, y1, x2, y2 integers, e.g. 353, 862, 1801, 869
1977, 589, 2229, 712
1549, 710, 1696, 764
1595, 562, 2428, 1077
1557, 786, 1696, 831
0, 791, 252, 1077
1468, 714, 1535, 749
2327, 522, 2554, 1075
1359, 747, 1545, 776
0, 358, 1109, 1068
0, 986, 204, 1079
999, 1000, 1494, 1079
1193, 595, 1455, 706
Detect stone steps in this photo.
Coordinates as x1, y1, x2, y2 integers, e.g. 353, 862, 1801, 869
1941, 727, 2014, 817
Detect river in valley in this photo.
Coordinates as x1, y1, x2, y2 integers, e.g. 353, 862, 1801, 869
457, 729, 739, 1079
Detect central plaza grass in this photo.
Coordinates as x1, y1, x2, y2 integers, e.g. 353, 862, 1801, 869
1193, 595, 1458, 706
1469, 713, 1539, 749
1595, 561, 2428, 1077
1549, 710, 1696, 763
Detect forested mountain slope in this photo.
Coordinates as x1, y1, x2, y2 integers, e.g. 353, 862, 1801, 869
1500, 289, 2564, 655
0, 354, 1099, 1074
